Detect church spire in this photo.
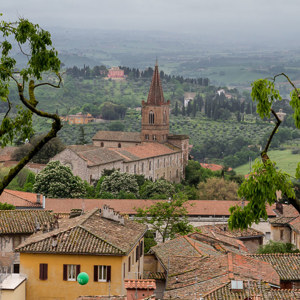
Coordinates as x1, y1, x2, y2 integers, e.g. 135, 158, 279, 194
147, 63, 165, 105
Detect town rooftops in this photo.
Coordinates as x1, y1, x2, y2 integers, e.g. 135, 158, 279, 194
124, 279, 156, 290
16, 207, 147, 255
202, 281, 300, 300
92, 131, 141, 143
249, 253, 300, 281
164, 252, 280, 299
0, 210, 55, 235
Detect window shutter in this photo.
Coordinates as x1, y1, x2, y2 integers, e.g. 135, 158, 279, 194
107, 266, 111, 282
140, 241, 143, 257
94, 265, 98, 282
76, 265, 81, 278
136, 245, 139, 262
39, 264, 47, 280
63, 264, 67, 281
44, 264, 48, 280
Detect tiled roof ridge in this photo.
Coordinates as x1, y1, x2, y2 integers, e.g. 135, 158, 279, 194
184, 235, 207, 256
190, 232, 240, 250
250, 253, 300, 256
3, 189, 39, 205
109, 148, 132, 161
77, 224, 125, 254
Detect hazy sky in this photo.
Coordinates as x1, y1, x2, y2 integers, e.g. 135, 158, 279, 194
2, 0, 300, 39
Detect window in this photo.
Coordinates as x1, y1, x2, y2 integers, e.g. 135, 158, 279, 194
101, 142, 104, 147
280, 229, 284, 240
163, 110, 166, 123
128, 256, 131, 272
123, 263, 125, 278
145, 134, 149, 140
63, 264, 80, 281
141, 163, 144, 172
13, 264, 20, 274
132, 252, 134, 265
134, 164, 136, 174
136, 245, 139, 262
149, 161, 151, 171
153, 134, 156, 140
176, 169, 179, 178
140, 241, 144, 257
94, 265, 111, 282
118, 143, 121, 148
265, 232, 271, 240
149, 111, 154, 124
39, 263, 48, 280
157, 159, 159, 168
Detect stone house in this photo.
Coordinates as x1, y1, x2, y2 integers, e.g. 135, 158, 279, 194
0, 210, 55, 273
51, 63, 189, 184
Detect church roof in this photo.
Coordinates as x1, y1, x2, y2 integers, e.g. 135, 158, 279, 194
92, 131, 141, 143
146, 63, 165, 105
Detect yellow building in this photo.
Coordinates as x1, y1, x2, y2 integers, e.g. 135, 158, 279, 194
16, 206, 147, 300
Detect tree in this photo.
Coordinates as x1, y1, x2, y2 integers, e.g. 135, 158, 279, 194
0, 202, 15, 210
33, 161, 86, 198
135, 196, 194, 242
229, 74, 300, 230
100, 170, 139, 198
258, 240, 299, 254
0, 15, 62, 194
13, 135, 65, 164
139, 179, 175, 199
198, 177, 239, 200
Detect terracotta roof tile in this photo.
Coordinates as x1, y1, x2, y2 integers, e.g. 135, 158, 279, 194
92, 131, 141, 143
289, 215, 300, 233
124, 279, 156, 289
44, 198, 277, 217
0, 210, 54, 234
203, 281, 300, 300
250, 253, 300, 280
0, 189, 42, 208
16, 208, 147, 255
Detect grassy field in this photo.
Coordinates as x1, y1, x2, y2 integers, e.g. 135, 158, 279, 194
234, 149, 299, 176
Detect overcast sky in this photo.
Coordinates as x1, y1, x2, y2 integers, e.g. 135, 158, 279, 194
2, 0, 300, 44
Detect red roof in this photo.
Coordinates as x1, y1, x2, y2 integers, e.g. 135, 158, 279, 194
124, 279, 156, 290
44, 198, 277, 217
200, 163, 232, 172
0, 189, 42, 208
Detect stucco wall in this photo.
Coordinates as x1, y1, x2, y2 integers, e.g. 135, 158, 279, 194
1, 279, 26, 300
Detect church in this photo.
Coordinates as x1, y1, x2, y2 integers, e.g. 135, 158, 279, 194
51, 63, 189, 184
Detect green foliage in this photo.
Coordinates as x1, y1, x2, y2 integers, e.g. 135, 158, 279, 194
23, 172, 35, 192
258, 240, 299, 254
12, 135, 65, 164
100, 170, 139, 198
135, 195, 193, 242
33, 161, 86, 198
0, 202, 15, 210
251, 79, 281, 119
143, 230, 157, 253
229, 159, 295, 230
107, 121, 125, 131
184, 160, 215, 186
139, 179, 175, 199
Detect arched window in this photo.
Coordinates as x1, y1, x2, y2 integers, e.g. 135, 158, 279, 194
149, 111, 154, 124
163, 110, 167, 124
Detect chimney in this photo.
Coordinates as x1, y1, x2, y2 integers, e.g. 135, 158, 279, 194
42, 196, 46, 209
36, 193, 41, 204
276, 202, 283, 215
102, 205, 124, 225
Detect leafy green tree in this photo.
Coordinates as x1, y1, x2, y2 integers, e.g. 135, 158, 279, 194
0, 202, 15, 210
107, 121, 125, 131
23, 172, 36, 192
258, 240, 299, 254
13, 135, 65, 164
0, 15, 62, 194
184, 160, 215, 186
229, 74, 300, 230
135, 196, 194, 242
198, 177, 239, 200
100, 170, 139, 198
140, 179, 175, 199
33, 161, 86, 198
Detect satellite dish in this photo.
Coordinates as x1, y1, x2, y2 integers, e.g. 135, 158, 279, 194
77, 272, 89, 285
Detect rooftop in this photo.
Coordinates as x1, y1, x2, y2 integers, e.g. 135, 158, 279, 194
124, 279, 156, 290
92, 131, 141, 143
0, 210, 55, 234
16, 208, 147, 255
0, 189, 42, 208
0, 273, 26, 290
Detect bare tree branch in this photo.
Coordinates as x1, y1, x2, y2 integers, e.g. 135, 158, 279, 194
4, 97, 11, 119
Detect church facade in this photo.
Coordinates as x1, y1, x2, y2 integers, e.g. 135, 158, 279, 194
51, 63, 189, 184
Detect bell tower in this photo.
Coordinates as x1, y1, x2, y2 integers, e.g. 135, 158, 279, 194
141, 62, 170, 143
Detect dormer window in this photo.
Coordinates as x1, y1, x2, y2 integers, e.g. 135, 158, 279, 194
149, 111, 154, 124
